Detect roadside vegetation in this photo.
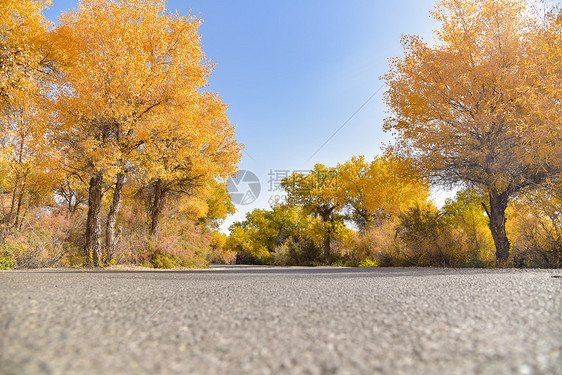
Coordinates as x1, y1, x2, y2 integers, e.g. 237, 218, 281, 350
223, 168, 560, 269
1, 0, 560, 269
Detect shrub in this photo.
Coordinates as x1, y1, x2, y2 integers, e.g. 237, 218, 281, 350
114, 201, 212, 268
390, 203, 493, 267
358, 259, 378, 268
350, 220, 398, 266
507, 189, 561, 268
207, 232, 236, 264
0, 209, 75, 268
0, 248, 16, 270
272, 238, 321, 266
139, 238, 208, 269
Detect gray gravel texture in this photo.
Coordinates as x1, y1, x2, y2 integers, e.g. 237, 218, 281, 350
0, 266, 561, 375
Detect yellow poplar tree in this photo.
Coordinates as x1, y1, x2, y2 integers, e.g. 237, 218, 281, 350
0, 104, 54, 228
336, 155, 429, 231
518, 8, 562, 169
0, 0, 54, 229
0, 0, 53, 110
52, 0, 240, 265
383, 0, 561, 262
138, 92, 241, 239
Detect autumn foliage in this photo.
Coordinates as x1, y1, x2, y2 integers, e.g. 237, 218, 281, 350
1, 0, 241, 268
223, 0, 560, 269
383, 0, 561, 263
1, 0, 560, 269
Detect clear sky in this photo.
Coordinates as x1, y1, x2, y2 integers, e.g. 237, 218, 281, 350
44, 0, 444, 230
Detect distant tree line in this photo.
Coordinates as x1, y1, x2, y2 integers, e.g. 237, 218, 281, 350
0, 0, 560, 269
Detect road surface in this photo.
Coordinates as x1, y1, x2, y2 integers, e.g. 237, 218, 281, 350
1, 266, 561, 374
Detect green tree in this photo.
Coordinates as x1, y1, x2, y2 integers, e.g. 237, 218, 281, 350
226, 205, 313, 263
281, 164, 346, 263
441, 189, 494, 261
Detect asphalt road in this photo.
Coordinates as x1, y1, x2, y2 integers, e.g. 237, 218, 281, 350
1, 266, 561, 375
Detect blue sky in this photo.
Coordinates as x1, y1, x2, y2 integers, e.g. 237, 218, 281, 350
44, 0, 445, 229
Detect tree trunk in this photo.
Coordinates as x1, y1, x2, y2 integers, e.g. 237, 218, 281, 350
0, 189, 5, 217
71, 191, 84, 213
85, 173, 104, 267
17, 203, 29, 231
471, 212, 480, 252
323, 234, 331, 264
14, 188, 25, 229
105, 173, 125, 264
149, 179, 166, 240
6, 173, 19, 225
13, 175, 27, 230
485, 190, 510, 263
319, 207, 335, 264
